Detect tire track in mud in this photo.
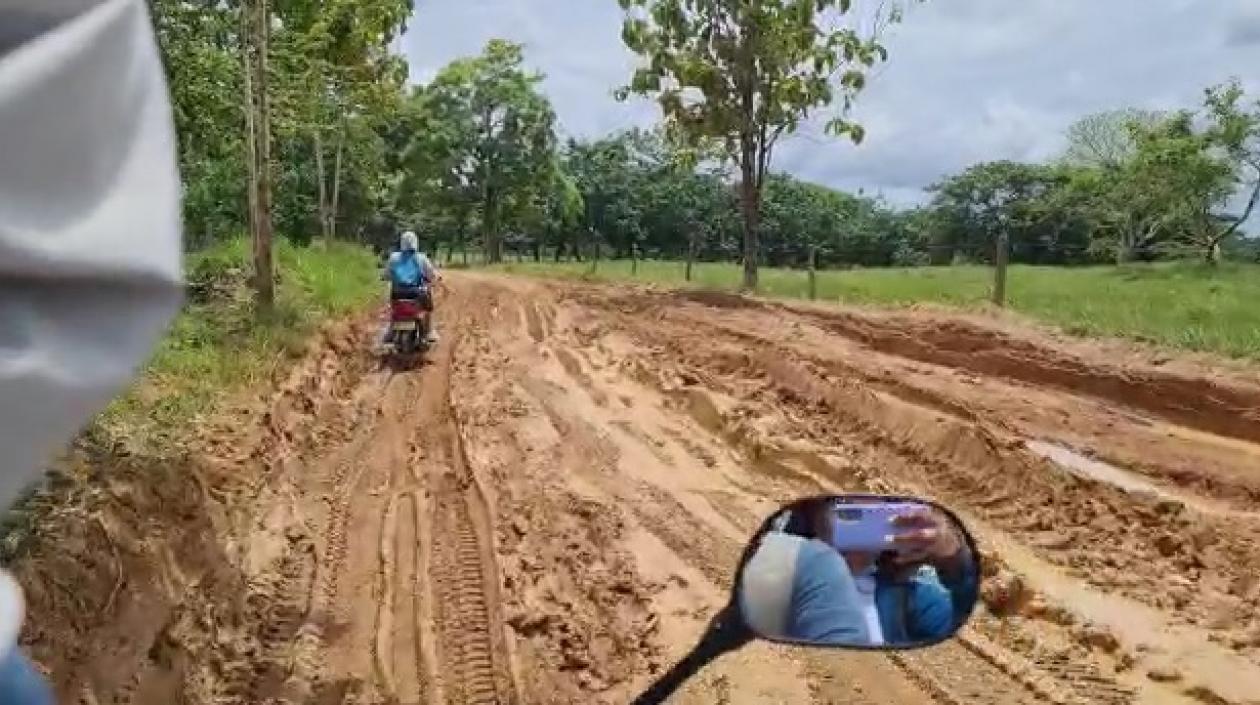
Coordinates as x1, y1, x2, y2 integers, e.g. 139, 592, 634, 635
317, 374, 396, 616
430, 484, 504, 705
375, 493, 402, 698
529, 298, 1151, 705
656, 288, 1260, 447
253, 366, 398, 705
234, 334, 392, 705
311, 291, 515, 705
415, 311, 518, 705
597, 293, 1260, 636
519, 373, 1041, 705
370, 371, 433, 705
603, 316, 1146, 705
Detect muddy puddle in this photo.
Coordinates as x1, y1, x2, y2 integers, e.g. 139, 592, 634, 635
1025, 440, 1167, 496
1025, 439, 1257, 520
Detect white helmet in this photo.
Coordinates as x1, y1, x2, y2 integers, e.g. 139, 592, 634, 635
400, 230, 419, 252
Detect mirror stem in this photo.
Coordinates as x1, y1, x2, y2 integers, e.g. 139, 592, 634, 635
631, 605, 752, 705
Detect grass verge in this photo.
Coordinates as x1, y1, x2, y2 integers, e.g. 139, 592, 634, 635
93, 237, 381, 452
493, 259, 1260, 360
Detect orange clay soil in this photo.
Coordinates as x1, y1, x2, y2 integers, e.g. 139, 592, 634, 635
17, 273, 1260, 705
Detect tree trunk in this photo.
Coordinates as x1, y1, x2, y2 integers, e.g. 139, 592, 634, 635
1117, 223, 1140, 265
479, 107, 502, 264
330, 126, 344, 240
685, 232, 696, 282
241, 8, 259, 249
314, 130, 328, 241
482, 184, 501, 264
1114, 243, 1129, 265
739, 156, 760, 291
808, 245, 817, 301
992, 231, 1010, 307
245, 0, 273, 314
1206, 239, 1222, 266
255, 0, 274, 313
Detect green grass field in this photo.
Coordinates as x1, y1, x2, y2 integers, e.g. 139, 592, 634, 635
96, 237, 381, 451
493, 259, 1260, 360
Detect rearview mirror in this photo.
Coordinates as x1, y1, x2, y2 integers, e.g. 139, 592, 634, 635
631, 494, 982, 705
736, 494, 980, 649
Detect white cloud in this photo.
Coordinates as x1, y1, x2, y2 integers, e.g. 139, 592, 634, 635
402, 0, 1260, 205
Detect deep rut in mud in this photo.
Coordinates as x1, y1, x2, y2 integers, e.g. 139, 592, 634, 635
424, 369, 516, 705
25, 273, 1260, 705
328, 302, 516, 705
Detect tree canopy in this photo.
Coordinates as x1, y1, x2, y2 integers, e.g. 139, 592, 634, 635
616, 0, 908, 288
150, 0, 1259, 286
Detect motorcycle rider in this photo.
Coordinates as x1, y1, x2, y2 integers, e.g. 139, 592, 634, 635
0, 0, 186, 700
768, 499, 977, 645
739, 530, 870, 644
383, 230, 440, 344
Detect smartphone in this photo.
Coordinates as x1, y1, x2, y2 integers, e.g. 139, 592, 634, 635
827, 502, 922, 554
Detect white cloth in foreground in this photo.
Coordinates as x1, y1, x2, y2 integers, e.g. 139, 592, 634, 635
0, 0, 184, 660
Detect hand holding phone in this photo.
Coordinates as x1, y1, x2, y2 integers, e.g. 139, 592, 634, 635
828, 502, 922, 553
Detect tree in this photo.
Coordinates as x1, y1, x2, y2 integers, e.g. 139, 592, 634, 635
1192, 81, 1260, 263
1052, 111, 1195, 264
616, 0, 908, 290
1056, 164, 1167, 264
402, 40, 557, 263
539, 159, 585, 260
566, 133, 648, 258
151, 0, 248, 249
149, 0, 413, 262
927, 161, 1091, 265
1105, 92, 1259, 265
272, 0, 412, 242
242, 0, 276, 312
1062, 108, 1162, 170
1068, 84, 1260, 265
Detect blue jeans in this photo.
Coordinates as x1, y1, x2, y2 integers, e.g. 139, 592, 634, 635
0, 650, 53, 705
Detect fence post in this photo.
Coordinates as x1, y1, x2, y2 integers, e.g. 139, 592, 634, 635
685, 234, 695, 282
631, 243, 639, 276
993, 231, 1009, 307
808, 246, 818, 301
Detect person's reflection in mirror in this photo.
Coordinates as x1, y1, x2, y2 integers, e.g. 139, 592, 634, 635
781, 498, 978, 645
739, 530, 871, 645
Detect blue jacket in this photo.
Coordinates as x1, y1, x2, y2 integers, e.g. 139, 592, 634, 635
787, 539, 869, 643
387, 250, 435, 288
789, 543, 977, 644
874, 561, 979, 642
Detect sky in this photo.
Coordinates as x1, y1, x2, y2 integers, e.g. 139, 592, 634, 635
402, 0, 1260, 207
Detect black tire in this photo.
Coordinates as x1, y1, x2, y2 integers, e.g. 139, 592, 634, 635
398, 330, 416, 355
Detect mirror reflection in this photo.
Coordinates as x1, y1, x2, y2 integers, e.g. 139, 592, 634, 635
737, 495, 979, 648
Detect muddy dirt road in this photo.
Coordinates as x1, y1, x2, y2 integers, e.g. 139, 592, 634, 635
25, 273, 1260, 705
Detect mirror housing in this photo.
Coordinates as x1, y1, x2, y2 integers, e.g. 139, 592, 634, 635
734, 494, 981, 649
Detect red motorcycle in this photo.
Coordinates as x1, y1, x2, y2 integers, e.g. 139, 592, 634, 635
385, 288, 432, 358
